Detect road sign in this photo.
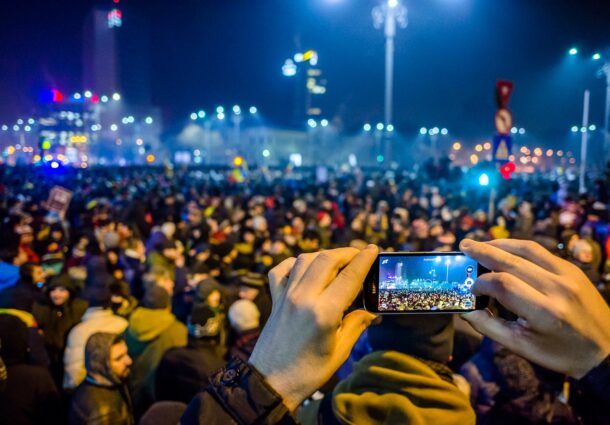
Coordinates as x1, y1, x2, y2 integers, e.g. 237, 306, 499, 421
495, 108, 513, 135
496, 80, 514, 109
493, 134, 512, 163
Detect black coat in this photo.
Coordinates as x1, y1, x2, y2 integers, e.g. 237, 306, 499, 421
156, 339, 225, 404
69, 382, 134, 425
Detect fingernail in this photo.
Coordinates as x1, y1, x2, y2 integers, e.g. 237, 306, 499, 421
460, 239, 474, 250
366, 244, 378, 252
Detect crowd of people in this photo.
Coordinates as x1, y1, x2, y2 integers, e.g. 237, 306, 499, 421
0, 163, 609, 424
379, 289, 475, 311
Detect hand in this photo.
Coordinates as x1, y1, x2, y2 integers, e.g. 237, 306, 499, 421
249, 246, 379, 411
175, 254, 185, 268
460, 238, 610, 379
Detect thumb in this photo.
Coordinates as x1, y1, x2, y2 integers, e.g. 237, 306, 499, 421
333, 310, 377, 364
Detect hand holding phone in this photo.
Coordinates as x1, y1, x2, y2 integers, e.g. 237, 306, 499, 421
364, 252, 490, 314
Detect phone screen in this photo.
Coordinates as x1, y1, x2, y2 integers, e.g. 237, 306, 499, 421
374, 253, 481, 313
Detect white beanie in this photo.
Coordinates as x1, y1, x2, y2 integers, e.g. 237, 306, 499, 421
228, 300, 260, 332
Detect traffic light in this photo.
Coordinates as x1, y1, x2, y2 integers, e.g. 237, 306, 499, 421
500, 162, 516, 180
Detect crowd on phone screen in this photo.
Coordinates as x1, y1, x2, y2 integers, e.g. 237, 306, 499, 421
0, 163, 608, 425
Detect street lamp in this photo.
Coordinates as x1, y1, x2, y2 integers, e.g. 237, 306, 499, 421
372, 0, 407, 129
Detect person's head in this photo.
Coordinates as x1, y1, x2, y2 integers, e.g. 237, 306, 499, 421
143, 267, 174, 296
573, 240, 593, 264
47, 274, 73, 307
300, 229, 321, 253
238, 272, 266, 301
161, 240, 179, 261
85, 333, 132, 385
0, 314, 29, 365
228, 300, 260, 333
19, 263, 45, 286
84, 257, 115, 308
187, 304, 221, 341
0, 242, 27, 266
142, 285, 171, 310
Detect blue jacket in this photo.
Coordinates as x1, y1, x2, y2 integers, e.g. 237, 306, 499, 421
0, 262, 20, 292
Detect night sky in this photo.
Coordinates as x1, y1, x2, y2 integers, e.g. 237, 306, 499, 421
1, 0, 610, 139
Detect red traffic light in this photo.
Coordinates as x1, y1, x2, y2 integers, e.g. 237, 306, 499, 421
500, 162, 516, 180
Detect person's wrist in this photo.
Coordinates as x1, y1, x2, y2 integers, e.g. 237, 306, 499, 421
249, 354, 302, 412
572, 342, 610, 379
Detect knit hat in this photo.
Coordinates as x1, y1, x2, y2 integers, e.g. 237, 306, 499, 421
228, 300, 260, 332
331, 351, 475, 425
188, 304, 221, 338
102, 231, 120, 250
47, 274, 75, 295
239, 272, 266, 289
368, 315, 454, 364
83, 258, 115, 307
143, 285, 170, 310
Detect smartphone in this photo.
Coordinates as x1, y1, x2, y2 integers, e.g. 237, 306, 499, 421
363, 252, 490, 314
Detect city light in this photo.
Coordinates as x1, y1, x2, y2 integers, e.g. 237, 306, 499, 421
84, 91, 92, 98
546, 149, 554, 157
145, 117, 154, 124
73, 92, 82, 100
321, 119, 329, 127
388, 0, 399, 9
478, 173, 489, 186
282, 59, 297, 77
430, 127, 440, 135
308, 119, 317, 128
569, 47, 578, 55
233, 156, 244, 166
233, 105, 241, 115
198, 110, 205, 119
24, 126, 31, 132
376, 154, 385, 163
419, 127, 427, 135
13, 125, 19, 131
249, 106, 258, 114
475, 144, 483, 152
534, 147, 543, 156
28, 118, 35, 125
581, 127, 587, 133
110, 124, 118, 131
364, 123, 372, 132
51, 161, 60, 169
589, 124, 597, 131
190, 113, 197, 120
7, 146, 15, 155
376, 123, 384, 131
101, 95, 109, 103
386, 124, 394, 132
17, 119, 23, 125
112, 93, 121, 101
483, 142, 491, 150
136, 138, 144, 146
216, 106, 224, 114
593, 53, 602, 61
441, 128, 448, 136
470, 154, 478, 165
532, 156, 540, 164
519, 128, 526, 135
452, 142, 462, 151
262, 149, 271, 158
1, 125, 7, 131
571, 125, 579, 133
146, 154, 155, 163
217, 112, 225, 120
557, 150, 564, 157
511, 127, 518, 134
41, 141, 51, 150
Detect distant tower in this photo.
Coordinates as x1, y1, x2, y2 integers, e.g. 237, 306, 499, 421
395, 261, 403, 284
83, 0, 151, 107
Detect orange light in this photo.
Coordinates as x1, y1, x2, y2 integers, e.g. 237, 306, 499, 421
470, 154, 479, 165
233, 156, 244, 167
475, 144, 483, 152
146, 154, 155, 163
452, 142, 462, 151
483, 142, 491, 150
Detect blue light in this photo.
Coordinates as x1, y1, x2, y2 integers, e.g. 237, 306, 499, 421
518, 128, 526, 135
249, 106, 258, 114
190, 113, 198, 120
363, 123, 372, 132
589, 124, 597, 131
387, 124, 394, 132
198, 110, 205, 119
479, 173, 490, 187
376, 123, 384, 131
376, 154, 384, 163
571, 125, 579, 133
216, 106, 224, 114
145, 117, 154, 125
441, 128, 448, 135
321, 119, 329, 127
232, 105, 241, 115
307, 119, 317, 128
73, 93, 82, 100
569, 47, 578, 55
593, 53, 602, 61
420, 127, 427, 135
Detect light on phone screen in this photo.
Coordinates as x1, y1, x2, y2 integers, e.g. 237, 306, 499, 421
378, 254, 477, 312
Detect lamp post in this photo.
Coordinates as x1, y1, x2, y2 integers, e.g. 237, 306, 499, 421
599, 62, 610, 163
373, 0, 407, 162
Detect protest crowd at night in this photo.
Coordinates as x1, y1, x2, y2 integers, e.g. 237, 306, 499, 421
2, 0, 610, 424
0, 162, 609, 424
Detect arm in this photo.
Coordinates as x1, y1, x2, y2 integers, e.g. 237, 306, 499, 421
182, 246, 379, 424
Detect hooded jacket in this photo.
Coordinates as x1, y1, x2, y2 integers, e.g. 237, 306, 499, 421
125, 307, 187, 417
69, 332, 134, 425
299, 351, 475, 425
0, 262, 20, 292
0, 314, 61, 425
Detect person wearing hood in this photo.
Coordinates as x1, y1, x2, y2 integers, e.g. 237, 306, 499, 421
0, 262, 45, 312
0, 314, 61, 425
69, 332, 134, 425
155, 304, 225, 404
63, 257, 128, 391
125, 284, 187, 417
0, 239, 28, 293
299, 315, 475, 425
32, 274, 88, 387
